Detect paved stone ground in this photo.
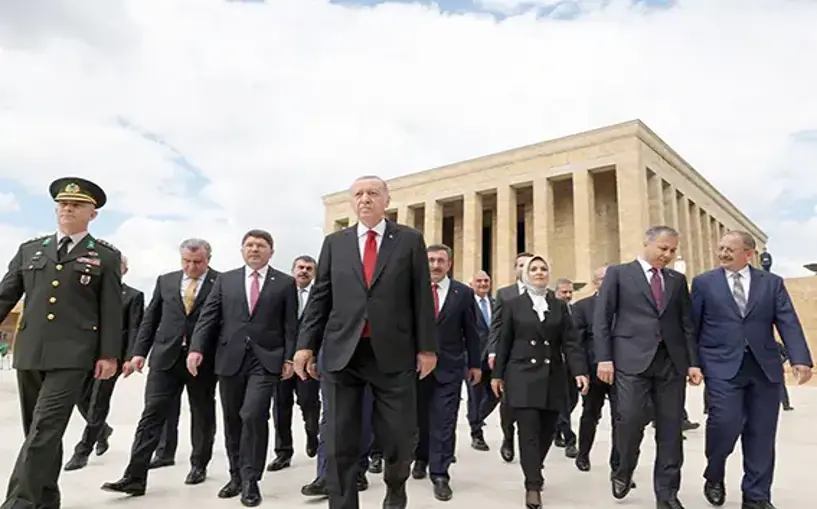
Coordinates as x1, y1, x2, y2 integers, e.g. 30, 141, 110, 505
0, 366, 814, 508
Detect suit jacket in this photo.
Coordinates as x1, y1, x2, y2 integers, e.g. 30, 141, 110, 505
572, 293, 597, 377
122, 283, 145, 360
493, 292, 587, 410
486, 283, 523, 356
691, 266, 812, 383
190, 266, 298, 377
297, 220, 437, 374
473, 294, 494, 360
432, 279, 481, 383
593, 260, 697, 376
131, 269, 219, 371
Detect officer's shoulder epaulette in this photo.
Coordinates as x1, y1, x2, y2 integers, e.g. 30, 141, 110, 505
95, 238, 120, 253
21, 234, 50, 246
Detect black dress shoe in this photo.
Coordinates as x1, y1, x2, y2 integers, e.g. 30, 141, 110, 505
742, 501, 776, 509
301, 477, 328, 497
656, 498, 685, 509
265, 454, 291, 472
64, 453, 89, 471
611, 477, 635, 499
783, 405, 794, 411
218, 478, 241, 499
500, 439, 514, 462
100, 477, 146, 496
383, 483, 408, 509
564, 444, 578, 458
432, 477, 452, 501
185, 466, 207, 485
368, 456, 383, 474
575, 456, 590, 472
356, 471, 369, 491
525, 490, 542, 509
554, 436, 566, 448
471, 436, 490, 451
682, 420, 700, 431
306, 433, 319, 457
148, 457, 175, 469
704, 480, 725, 506
96, 425, 113, 456
411, 460, 427, 479
240, 480, 261, 507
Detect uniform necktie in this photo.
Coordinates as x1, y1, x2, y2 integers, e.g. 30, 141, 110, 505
432, 283, 440, 317
183, 277, 198, 314
249, 271, 260, 314
732, 272, 747, 316
361, 230, 378, 337
649, 268, 664, 309
57, 236, 71, 262
479, 296, 490, 326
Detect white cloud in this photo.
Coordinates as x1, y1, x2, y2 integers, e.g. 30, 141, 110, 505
1, 0, 816, 292
0, 192, 20, 212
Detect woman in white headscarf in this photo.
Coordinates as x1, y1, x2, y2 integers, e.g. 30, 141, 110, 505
491, 255, 590, 509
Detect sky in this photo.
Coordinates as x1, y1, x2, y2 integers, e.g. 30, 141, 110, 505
1, 0, 816, 294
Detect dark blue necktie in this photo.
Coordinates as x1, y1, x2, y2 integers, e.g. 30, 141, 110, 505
479, 296, 490, 326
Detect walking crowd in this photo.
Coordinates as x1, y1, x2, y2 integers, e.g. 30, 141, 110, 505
0, 175, 812, 509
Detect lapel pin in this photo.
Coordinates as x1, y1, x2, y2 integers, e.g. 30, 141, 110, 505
388, 234, 393, 239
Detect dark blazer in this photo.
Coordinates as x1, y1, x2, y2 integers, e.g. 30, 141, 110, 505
691, 266, 812, 383
190, 266, 298, 377
493, 292, 587, 410
131, 269, 219, 371
593, 260, 697, 376
571, 293, 597, 376
122, 283, 145, 360
433, 279, 481, 383
486, 283, 523, 356
473, 294, 494, 360
298, 220, 437, 374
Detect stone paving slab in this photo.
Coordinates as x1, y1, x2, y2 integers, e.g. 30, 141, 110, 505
0, 368, 813, 508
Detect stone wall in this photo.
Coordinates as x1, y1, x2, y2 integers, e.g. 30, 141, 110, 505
784, 276, 817, 385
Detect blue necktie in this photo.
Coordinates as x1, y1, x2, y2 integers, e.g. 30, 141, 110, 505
479, 297, 490, 326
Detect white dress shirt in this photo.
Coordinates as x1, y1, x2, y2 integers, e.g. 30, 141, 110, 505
245, 265, 270, 308
357, 219, 386, 259
55, 231, 88, 254
724, 265, 751, 298
637, 257, 664, 290
297, 282, 313, 317
432, 276, 451, 310
517, 280, 526, 295
180, 273, 204, 299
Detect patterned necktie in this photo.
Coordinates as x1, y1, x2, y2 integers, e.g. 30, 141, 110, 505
183, 277, 198, 314
57, 236, 71, 262
249, 271, 260, 314
432, 283, 440, 317
732, 272, 747, 316
650, 268, 664, 309
479, 296, 490, 326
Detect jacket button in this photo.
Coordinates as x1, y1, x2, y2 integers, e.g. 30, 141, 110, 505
46, 313, 55, 321
544, 358, 550, 364
56, 264, 63, 271
49, 297, 56, 304
543, 340, 549, 346
530, 358, 537, 364
52, 280, 59, 287
530, 340, 536, 346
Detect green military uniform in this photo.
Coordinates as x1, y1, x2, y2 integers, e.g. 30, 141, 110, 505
0, 177, 122, 509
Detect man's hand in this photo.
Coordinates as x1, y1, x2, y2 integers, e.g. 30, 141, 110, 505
792, 364, 813, 385
575, 375, 590, 395
491, 378, 503, 397
123, 356, 146, 378
293, 349, 314, 381
306, 360, 319, 380
687, 367, 703, 385
488, 354, 496, 370
597, 361, 615, 385
94, 359, 117, 380
281, 361, 294, 380
187, 352, 203, 376
416, 351, 437, 379
468, 368, 482, 385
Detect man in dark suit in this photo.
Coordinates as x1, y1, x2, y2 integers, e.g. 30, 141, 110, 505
64, 255, 145, 471
412, 244, 480, 501
486, 251, 533, 462
101, 238, 219, 496
594, 225, 701, 509
551, 277, 579, 458
0, 177, 122, 509
293, 175, 437, 509
572, 265, 620, 474
267, 255, 321, 472
692, 231, 812, 509
187, 229, 298, 507
466, 270, 498, 451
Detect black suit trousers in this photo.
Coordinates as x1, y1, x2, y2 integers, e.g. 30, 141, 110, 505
323, 339, 416, 509
272, 374, 320, 456
73, 370, 119, 455
124, 355, 217, 480
577, 377, 620, 470
614, 343, 685, 501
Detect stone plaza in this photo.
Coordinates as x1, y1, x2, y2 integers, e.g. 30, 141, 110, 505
0, 367, 813, 508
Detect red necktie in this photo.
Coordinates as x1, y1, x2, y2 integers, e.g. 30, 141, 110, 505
650, 268, 663, 309
249, 270, 260, 314
432, 283, 440, 317
361, 230, 378, 337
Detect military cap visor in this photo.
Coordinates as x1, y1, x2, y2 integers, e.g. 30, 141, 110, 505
49, 177, 107, 209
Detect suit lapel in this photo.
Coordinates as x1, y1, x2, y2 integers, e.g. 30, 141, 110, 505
41, 234, 58, 263
343, 227, 366, 290
370, 221, 398, 288
660, 269, 677, 315
744, 267, 763, 317
436, 281, 458, 322
190, 269, 217, 313
61, 234, 93, 264
627, 261, 658, 312
252, 269, 278, 318
716, 268, 743, 318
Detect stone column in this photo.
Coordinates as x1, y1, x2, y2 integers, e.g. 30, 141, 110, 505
651, 174, 665, 224
532, 177, 552, 260
616, 154, 649, 260
692, 203, 706, 274
397, 205, 415, 227
572, 169, 593, 284
461, 192, 483, 283
665, 184, 679, 230
495, 185, 517, 287
679, 195, 695, 275
704, 213, 714, 268
424, 199, 443, 245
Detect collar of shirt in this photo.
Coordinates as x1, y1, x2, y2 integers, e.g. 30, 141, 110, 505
56, 231, 88, 247
636, 257, 663, 279
357, 218, 387, 239
725, 265, 751, 280
433, 276, 450, 292
298, 282, 313, 293
474, 293, 490, 303
516, 280, 526, 294
245, 265, 270, 280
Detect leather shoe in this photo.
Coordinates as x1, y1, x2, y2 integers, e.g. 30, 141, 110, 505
100, 477, 146, 496
301, 477, 328, 497
611, 477, 635, 499
574, 456, 590, 472
96, 425, 113, 456
742, 501, 776, 509
265, 454, 291, 472
148, 456, 175, 469
564, 444, 578, 458
411, 460, 427, 479
471, 436, 489, 451
184, 466, 206, 485
656, 498, 685, 509
432, 477, 452, 501
383, 483, 408, 509
704, 480, 725, 506
64, 453, 89, 471
218, 478, 241, 499
240, 481, 261, 507
357, 471, 369, 491
306, 433, 319, 458
499, 438, 514, 462
368, 456, 383, 474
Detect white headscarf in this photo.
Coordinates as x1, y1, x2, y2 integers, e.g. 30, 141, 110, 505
520, 255, 550, 319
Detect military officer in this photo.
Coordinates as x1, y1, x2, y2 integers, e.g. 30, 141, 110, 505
0, 177, 122, 509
